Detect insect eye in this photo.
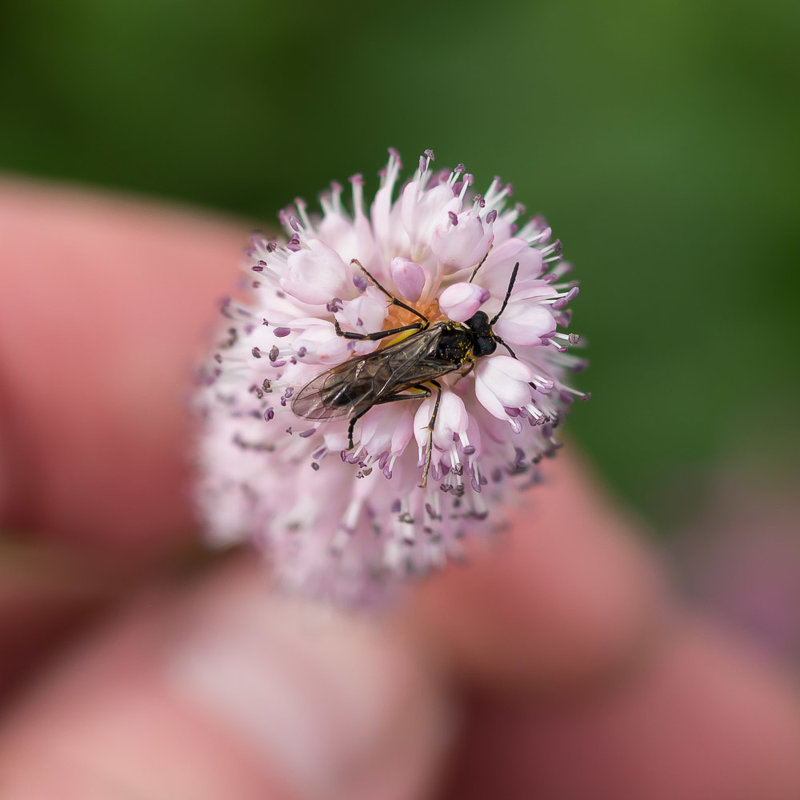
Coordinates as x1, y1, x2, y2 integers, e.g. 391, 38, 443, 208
475, 336, 496, 356
465, 311, 489, 330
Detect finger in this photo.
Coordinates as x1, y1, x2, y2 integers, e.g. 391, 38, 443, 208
440, 621, 800, 800
0, 178, 248, 555
406, 451, 667, 692
0, 557, 451, 800
0, 541, 123, 697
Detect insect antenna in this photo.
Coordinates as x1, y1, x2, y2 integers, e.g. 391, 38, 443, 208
494, 335, 517, 359
489, 261, 520, 325
488, 263, 546, 397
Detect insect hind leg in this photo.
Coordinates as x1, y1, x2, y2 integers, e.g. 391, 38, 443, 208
419, 380, 442, 489
346, 385, 432, 450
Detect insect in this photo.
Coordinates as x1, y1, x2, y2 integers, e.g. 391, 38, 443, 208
291, 256, 520, 488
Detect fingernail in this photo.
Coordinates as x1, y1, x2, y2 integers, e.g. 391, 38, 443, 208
166, 573, 451, 800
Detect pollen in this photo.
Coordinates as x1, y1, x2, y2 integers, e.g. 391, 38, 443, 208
383, 297, 443, 333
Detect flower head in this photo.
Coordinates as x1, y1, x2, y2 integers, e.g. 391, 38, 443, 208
195, 149, 587, 604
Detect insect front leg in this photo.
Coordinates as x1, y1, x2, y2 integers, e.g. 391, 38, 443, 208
333, 318, 425, 342
419, 380, 442, 489
351, 259, 429, 325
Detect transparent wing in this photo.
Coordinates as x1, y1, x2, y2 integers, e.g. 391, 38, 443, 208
291, 327, 450, 420
290, 358, 379, 420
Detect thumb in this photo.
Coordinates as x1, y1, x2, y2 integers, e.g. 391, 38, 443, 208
0, 557, 451, 800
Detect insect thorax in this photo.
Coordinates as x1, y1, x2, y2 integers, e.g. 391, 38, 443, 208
435, 323, 479, 365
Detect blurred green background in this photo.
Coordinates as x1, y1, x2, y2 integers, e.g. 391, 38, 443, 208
2, 0, 798, 532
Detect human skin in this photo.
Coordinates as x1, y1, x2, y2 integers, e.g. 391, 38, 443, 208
0, 178, 799, 799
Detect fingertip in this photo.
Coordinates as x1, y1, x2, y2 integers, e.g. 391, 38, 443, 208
0, 179, 250, 554
406, 452, 666, 692
0, 558, 451, 800
442, 621, 800, 800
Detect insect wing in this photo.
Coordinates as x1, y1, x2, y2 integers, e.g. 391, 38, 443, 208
291, 326, 449, 420
370, 327, 452, 390
291, 358, 376, 420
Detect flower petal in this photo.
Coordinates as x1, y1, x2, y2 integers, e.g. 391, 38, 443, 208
481, 237, 544, 294
337, 292, 387, 334
390, 257, 426, 302
412, 390, 469, 455
475, 356, 533, 419
494, 302, 556, 346
401, 181, 454, 257
438, 282, 490, 322
291, 319, 351, 364
281, 239, 349, 305
432, 213, 493, 271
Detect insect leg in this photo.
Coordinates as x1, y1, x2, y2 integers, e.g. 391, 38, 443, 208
333, 318, 425, 341
346, 386, 432, 449
451, 360, 475, 387
351, 259, 429, 324
347, 405, 372, 450
419, 380, 442, 489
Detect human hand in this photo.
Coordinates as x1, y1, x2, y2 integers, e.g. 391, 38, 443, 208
1, 179, 798, 799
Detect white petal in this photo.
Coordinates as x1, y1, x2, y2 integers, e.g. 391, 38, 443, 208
337, 292, 387, 334
390, 257, 426, 302
401, 181, 454, 256
358, 404, 397, 454
390, 410, 414, 455
494, 302, 556, 346
412, 390, 469, 454
291, 319, 351, 364
431, 214, 493, 271
438, 282, 490, 323
281, 239, 349, 305
481, 237, 544, 294
474, 356, 533, 419
433, 391, 469, 450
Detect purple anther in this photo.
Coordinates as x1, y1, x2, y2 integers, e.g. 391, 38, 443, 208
552, 286, 579, 310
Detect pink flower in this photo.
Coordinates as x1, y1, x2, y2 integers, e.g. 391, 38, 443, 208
195, 149, 587, 604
